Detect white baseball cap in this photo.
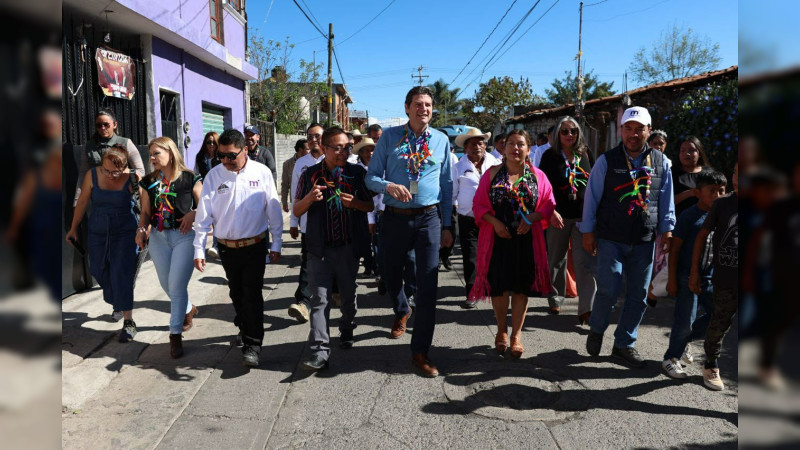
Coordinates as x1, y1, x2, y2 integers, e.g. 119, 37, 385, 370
620, 106, 651, 126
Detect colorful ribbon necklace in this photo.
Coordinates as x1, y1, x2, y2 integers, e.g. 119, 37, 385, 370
613, 153, 653, 215
312, 166, 354, 211
493, 164, 535, 224
146, 171, 177, 231
561, 152, 589, 198
398, 126, 435, 181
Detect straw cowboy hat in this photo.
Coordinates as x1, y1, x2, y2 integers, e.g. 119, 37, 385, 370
455, 127, 492, 148
352, 137, 376, 155
351, 129, 362, 136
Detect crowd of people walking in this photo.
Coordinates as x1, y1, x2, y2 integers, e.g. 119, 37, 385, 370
67, 87, 739, 391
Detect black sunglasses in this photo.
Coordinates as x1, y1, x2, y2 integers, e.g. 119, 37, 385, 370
95, 122, 113, 129
218, 148, 244, 160
560, 128, 579, 136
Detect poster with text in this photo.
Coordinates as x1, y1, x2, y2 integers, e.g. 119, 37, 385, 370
95, 47, 135, 100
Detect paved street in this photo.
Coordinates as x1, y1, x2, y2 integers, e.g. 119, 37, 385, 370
62, 220, 738, 449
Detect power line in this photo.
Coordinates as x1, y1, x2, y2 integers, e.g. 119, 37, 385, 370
586, 0, 669, 22
450, 0, 519, 86
299, 0, 325, 32
584, 0, 609, 6
336, 0, 398, 47
455, 0, 543, 92
461, 0, 561, 94
291, 0, 327, 38
332, 45, 347, 88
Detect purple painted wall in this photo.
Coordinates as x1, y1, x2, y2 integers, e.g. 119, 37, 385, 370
117, 0, 254, 76
152, 37, 246, 168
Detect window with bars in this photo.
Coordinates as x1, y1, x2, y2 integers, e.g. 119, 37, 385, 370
209, 0, 224, 44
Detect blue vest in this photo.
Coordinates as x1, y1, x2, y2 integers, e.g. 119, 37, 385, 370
596, 144, 664, 245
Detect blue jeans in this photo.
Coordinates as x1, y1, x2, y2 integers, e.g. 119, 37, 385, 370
664, 277, 713, 360
380, 208, 440, 354
589, 238, 655, 348
148, 229, 195, 334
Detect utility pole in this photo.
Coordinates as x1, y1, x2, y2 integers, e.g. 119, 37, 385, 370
576, 1, 584, 122
327, 23, 334, 127
313, 50, 319, 124
411, 65, 428, 86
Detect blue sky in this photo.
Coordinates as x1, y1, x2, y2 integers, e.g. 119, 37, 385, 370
247, 0, 738, 122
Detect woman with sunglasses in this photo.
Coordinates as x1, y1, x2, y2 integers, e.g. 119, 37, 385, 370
76, 109, 145, 200
539, 116, 597, 324
67, 145, 144, 342
136, 137, 202, 359
195, 131, 220, 180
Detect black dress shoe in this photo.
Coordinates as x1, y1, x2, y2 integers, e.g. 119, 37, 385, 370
377, 278, 387, 296
441, 258, 452, 271
339, 328, 354, 349
611, 346, 646, 368
301, 354, 329, 371
234, 333, 244, 348
586, 330, 603, 356
242, 345, 260, 367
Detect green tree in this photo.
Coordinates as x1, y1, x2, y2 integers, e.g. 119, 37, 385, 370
629, 25, 722, 85
248, 33, 328, 134
464, 76, 541, 132
545, 69, 616, 106
426, 79, 463, 127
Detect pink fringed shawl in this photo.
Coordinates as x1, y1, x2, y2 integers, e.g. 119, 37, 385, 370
468, 163, 556, 301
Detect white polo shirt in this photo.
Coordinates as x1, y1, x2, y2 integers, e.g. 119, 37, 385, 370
193, 159, 282, 259
452, 153, 500, 217
290, 152, 325, 233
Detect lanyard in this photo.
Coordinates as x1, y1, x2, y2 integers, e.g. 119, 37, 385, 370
614, 151, 654, 215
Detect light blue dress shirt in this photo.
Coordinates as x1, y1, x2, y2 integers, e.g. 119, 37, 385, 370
366, 123, 454, 226
578, 146, 675, 235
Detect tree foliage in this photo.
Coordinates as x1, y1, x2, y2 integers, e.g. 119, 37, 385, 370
629, 25, 722, 85
248, 34, 328, 134
463, 76, 541, 132
545, 69, 616, 106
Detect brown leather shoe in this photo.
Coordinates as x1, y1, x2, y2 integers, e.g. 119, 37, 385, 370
411, 353, 439, 378
548, 306, 561, 315
169, 334, 183, 359
390, 311, 412, 339
509, 334, 524, 359
183, 305, 198, 332
578, 311, 591, 326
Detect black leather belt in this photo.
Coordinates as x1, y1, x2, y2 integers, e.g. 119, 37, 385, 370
385, 204, 438, 215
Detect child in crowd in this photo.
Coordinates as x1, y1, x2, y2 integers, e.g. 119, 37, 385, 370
690, 163, 738, 391
662, 170, 727, 379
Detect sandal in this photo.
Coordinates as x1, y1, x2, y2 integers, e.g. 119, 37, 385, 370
495, 331, 509, 354
509, 334, 524, 359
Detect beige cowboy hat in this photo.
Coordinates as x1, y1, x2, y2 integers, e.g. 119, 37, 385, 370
351, 129, 362, 136
352, 137, 376, 155
455, 127, 492, 148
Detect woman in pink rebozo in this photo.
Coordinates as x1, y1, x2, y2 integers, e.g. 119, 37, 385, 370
469, 129, 555, 358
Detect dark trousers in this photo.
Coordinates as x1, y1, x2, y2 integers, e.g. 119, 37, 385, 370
294, 233, 312, 307
218, 240, 267, 347
457, 214, 479, 296
381, 208, 441, 354
704, 288, 738, 368
375, 211, 417, 299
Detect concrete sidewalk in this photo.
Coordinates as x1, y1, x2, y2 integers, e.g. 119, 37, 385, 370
62, 226, 738, 449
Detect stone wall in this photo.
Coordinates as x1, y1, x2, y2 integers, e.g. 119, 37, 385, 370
273, 133, 306, 194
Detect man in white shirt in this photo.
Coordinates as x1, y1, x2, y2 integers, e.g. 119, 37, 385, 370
532, 129, 552, 167
193, 129, 282, 368
452, 128, 500, 308
489, 133, 505, 160
288, 123, 326, 323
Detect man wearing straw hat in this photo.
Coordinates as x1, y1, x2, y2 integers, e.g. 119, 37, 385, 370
452, 127, 500, 309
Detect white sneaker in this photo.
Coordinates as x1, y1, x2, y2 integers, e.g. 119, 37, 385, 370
207, 247, 219, 259
662, 358, 688, 379
703, 367, 725, 391
111, 310, 124, 322
681, 348, 694, 366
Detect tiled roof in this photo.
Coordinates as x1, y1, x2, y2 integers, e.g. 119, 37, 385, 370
508, 66, 738, 122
